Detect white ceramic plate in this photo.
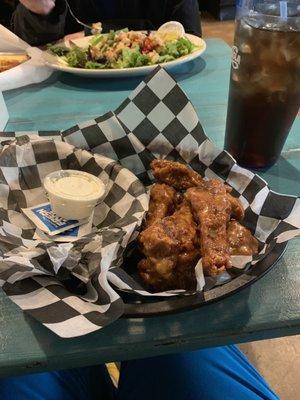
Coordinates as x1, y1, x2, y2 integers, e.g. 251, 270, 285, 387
43, 33, 206, 78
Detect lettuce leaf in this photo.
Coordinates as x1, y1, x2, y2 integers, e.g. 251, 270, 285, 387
159, 37, 195, 58
115, 47, 150, 68
85, 61, 106, 69
48, 44, 70, 57
65, 47, 88, 67
89, 35, 104, 46
157, 54, 175, 63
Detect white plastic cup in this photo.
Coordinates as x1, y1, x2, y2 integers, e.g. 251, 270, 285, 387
44, 170, 105, 220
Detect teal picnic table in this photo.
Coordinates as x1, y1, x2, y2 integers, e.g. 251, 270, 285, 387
1, 39, 300, 378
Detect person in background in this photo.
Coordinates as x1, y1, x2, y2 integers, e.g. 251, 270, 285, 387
0, 346, 278, 399
12, 0, 202, 46
1, 0, 15, 27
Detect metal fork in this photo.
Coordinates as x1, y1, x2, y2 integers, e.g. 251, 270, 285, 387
64, 0, 93, 31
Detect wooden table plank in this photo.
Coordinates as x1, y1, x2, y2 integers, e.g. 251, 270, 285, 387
1, 39, 299, 377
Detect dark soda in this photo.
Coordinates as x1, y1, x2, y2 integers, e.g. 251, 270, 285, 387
225, 18, 300, 169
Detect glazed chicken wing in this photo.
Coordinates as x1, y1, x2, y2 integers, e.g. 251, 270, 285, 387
204, 179, 245, 221
136, 159, 256, 290
151, 159, 204, 190
185, 187, 232, 276
138, 202, 199, 291
144, 183, 177, 228
185, 179, 245, 275
227, 220, 258, 255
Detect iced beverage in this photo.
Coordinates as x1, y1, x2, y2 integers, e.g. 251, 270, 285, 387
225, 9, 300, 169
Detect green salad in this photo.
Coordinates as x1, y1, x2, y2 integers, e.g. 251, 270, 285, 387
48, 29, 198, 69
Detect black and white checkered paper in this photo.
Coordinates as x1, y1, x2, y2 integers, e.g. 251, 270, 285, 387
0, 66, 299, 337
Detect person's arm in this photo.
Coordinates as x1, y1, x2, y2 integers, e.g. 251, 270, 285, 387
12, 0, 68, 46
168, 0, 201, 37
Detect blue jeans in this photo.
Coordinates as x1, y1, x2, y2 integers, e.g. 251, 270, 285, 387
0, 345, 278, 400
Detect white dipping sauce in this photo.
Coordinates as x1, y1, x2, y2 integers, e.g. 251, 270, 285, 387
51, 176, 101, 199
44, 170, 105, 220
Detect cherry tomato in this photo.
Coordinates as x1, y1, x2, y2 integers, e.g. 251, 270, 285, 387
142, 37, 154, 53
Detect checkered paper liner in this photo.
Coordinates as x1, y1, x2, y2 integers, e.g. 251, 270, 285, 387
1, 66, 299, 337
0, 135, 148, 337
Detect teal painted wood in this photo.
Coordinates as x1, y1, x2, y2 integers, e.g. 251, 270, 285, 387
4, 39, 299, 194
1, 39, 300, 377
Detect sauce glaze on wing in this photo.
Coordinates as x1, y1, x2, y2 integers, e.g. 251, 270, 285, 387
136, 159, 259, 291
138, 202, 199, 291
227, 220, 259, 255
185, 186, 232, 276
151, 159, 204, 190
144, 183, 177, 228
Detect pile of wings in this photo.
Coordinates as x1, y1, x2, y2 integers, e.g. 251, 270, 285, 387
138, 160, 258, 291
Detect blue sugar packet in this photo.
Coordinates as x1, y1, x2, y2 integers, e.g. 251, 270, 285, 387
22, 203, 88, 236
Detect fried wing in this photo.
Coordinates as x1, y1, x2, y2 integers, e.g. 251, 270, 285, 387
185, 187, 232, 276
138, 202, 199, 291
138, 159, 251, 287
227, 220, 258, 255
204, 179, 245, 221
145, 183, 177, 228
151, 159, 204, 190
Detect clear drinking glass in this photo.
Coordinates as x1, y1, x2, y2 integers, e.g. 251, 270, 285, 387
224, 0, 300, 169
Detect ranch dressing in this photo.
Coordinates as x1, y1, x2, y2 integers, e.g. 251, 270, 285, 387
51, 175, 101, 199
44, 170, 105, 220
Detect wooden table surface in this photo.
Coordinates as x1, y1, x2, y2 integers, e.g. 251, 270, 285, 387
1, 39, 300, 378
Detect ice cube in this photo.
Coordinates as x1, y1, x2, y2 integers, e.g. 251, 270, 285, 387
281, 47, 293, 62
232, 72, 240, 82
240, 43, 252, 54
240, 18, 253, 36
